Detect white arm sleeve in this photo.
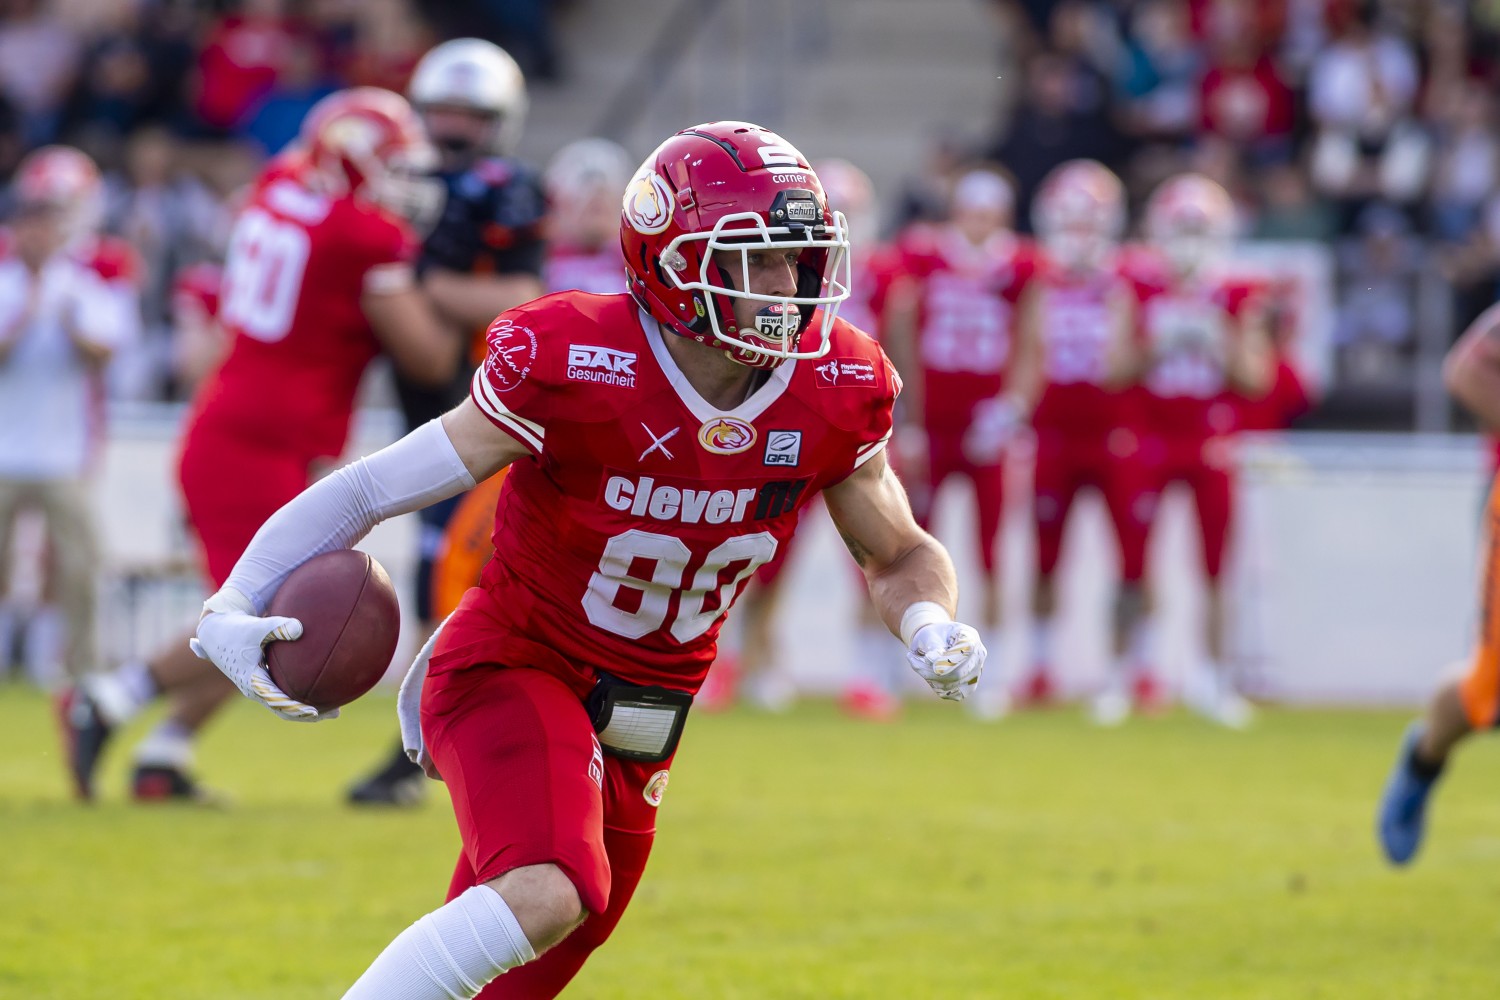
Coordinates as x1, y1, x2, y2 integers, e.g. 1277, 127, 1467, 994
223, 419, 477, 614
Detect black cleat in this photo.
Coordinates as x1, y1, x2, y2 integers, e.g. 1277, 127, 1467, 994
57, 687, 115, 803
347, 744, 427, 807
131, 764, 224, 806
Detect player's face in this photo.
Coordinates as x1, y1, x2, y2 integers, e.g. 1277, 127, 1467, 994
953, 203, 1006, 246
422, 104, 497, 166
713, 246, 801, 336
11, 202, 66, 266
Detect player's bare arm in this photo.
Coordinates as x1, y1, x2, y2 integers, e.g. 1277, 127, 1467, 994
1102, 284, 1143, 387
1226, 298, 1274, 398
361, 280, 465, 387
824, 447, 955, 622
424, 268, 545, 330
881, 274, 924, 428
1443, 301, 1500, 431
824, 448, 983, 701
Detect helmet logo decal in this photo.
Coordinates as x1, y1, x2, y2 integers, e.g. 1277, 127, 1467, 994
624, 168, 674, 235
697, 416, 757, 455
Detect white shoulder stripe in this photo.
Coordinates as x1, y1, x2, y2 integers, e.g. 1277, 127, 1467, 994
471, 369, 545, 454
852, 428, 893, 469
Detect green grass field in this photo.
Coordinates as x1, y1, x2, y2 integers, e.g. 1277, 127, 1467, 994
1, 687, 1498, 999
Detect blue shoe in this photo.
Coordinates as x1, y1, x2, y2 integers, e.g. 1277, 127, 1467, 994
1377, 724, 1442, 866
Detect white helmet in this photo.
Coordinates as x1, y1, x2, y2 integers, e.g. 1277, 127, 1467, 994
545, 138, 633, 203
408, 38, 527, 156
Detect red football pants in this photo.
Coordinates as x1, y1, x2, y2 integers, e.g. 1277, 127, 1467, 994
1032, 425, 1151, 583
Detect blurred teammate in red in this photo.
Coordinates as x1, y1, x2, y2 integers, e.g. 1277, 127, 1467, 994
883, 168, 1038, 718
1016, 160, 1148, 718
542, 137, 632, 295
191, 121, 987, 997
65, 88, 464, 802
1121, 174, 1272, 727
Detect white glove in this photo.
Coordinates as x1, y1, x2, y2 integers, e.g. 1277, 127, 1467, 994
962, 395, 1021, 465
398, 614, 450, 781
901, 603, 987, 702
190, 588, 332, 722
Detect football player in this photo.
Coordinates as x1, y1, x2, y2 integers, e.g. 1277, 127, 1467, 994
883, 167, 1037, 718
1124, 174, 1272, 727
0, 146, 140, 705
192, 122, 986, 997
542, 137, 633, 295
347, 39, 548, 807
1377, 302, 1500, 865
1015, 159, 1148, 718
63, 88, 463, 802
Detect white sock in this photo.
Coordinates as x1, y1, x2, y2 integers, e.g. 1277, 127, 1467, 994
133, 719, 194, 768
87, 660, 157, 726
1031, 618, 1054, 669
343, 885, 536, 999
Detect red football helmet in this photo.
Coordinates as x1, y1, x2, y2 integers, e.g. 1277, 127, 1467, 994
14, 145, 102, 241
1145, 173, 1236, 279
298, 87, 441, 227
1032, 159, 1125, 273
621, 121, 852, 370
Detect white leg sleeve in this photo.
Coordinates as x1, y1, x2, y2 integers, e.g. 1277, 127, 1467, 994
342, 885, 536, 1000
223, 419, 476, 614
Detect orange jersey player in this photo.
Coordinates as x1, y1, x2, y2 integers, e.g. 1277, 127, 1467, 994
1378, 299, 1500, 865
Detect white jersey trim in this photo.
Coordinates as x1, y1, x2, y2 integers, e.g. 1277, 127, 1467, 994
852, 428, 892, 469
471, 368, 545, 454
638, 308, 797, 424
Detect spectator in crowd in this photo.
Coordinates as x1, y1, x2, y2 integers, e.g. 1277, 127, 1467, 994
1334, 201, 1421, 386
1307, 2, 1428, 214
102, 126, 230, 400
243, 35, 337, 156
1115, 0, 1202, 145
1197, 7, 1295, 164
192, 0, 311, 138
0, 0, 80, 146
1427, 84, 1499, 246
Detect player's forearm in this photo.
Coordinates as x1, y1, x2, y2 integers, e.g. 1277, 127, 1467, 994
860, 534, 959, 639
425, 270, 544, 330
223, 420, 476, 613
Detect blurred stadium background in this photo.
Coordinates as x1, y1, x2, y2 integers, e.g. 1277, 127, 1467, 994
3, 0, 1500, 995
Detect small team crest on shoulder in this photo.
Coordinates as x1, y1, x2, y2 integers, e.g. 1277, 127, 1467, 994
698, 416, 757, 455
484, 318, 539, 392
763, 430, 802, 467
643, 769, 670, 807
624, 168, 674, 235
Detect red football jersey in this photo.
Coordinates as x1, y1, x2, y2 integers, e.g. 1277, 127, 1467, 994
1136, 268, 1264, 442
1030, 253, 1139, 436
186, 157, 417, 461
456, 291, 898, 694
894, 227, 1034, 433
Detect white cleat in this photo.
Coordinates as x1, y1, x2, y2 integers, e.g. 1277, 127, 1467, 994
965, 687, 1012, 723
740, 670, 797, 713
1182, 667, 1254, 730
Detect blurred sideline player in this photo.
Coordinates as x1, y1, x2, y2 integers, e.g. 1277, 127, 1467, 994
883, 167, 1038, 719
1016, 159, 1149, 718
1118, 174, 1272, 728
542, 137, 632, 295
1377, 302, 1500, 865
190, 121, 987, 997
347, 39, 548, 807
696, 157, 900, 715
65, 88, 464, 802
0, 147, 140, 704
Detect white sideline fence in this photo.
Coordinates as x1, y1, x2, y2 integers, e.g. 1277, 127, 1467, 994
11, 405, 1488, 707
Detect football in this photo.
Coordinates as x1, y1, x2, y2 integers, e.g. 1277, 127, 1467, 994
265, 549, 401, 713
